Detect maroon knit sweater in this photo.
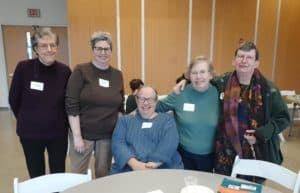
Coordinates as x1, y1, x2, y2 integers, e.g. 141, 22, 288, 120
9, 58, 71, 139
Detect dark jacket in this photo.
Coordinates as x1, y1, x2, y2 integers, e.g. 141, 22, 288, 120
212, 72, 290, 174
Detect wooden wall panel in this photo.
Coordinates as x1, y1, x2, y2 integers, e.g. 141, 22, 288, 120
276, 0, 300, 92
256, 0, 278, 80
191, 0, 212, 59
145, 0, 188, 94
90, 0, 117, 69
68, 0, 300, 94
120, 0, 141, 94
53, 27, 69, 65
67, 0, 92, 68
68, 0, 117, 68
213, 0, 257, 75
2, 26, 30, 76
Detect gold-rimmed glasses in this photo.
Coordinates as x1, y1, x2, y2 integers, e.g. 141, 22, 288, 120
236, 54, 255, 62
38, 43, 57, 50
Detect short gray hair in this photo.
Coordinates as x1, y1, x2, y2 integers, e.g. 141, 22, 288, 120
186, 56, 215, 79
90, 31, 112, 51
31, 27, 58, 53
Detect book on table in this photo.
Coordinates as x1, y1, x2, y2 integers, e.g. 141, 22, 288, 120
217, 178, 262, 193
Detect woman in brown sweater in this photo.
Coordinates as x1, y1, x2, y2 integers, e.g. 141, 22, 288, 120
65, 32, 125, 178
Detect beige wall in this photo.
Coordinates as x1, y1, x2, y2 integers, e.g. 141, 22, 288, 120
68, 0, 300, 94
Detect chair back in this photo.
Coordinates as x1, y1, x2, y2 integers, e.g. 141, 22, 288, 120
280, 90, 296, 96
280, 90, 296, 108
231, 156, 300, 193
14, 169, 92, 193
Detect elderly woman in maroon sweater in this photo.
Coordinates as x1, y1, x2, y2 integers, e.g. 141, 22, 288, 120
9, 27, 71, 178
65, 32, 125, 178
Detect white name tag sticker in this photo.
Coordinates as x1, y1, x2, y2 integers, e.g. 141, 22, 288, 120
183, 103, 195, 112
142, 122, 153, 129
99, 78, 110, 88
220, 92, 224, 100
30, 81, 44, 91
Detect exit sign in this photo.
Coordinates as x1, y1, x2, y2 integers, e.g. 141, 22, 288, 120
27, 8, 40, 18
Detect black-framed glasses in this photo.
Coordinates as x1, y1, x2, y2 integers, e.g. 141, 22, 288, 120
94, 46, 111, 53
136, 96, 156, 104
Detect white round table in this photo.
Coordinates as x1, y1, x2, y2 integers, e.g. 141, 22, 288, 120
62, 169, 282, 193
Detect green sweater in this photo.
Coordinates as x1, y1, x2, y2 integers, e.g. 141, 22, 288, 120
156, 84, 219, 155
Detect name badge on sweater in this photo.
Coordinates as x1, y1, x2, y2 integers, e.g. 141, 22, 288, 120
30, 81, 44, 91
99, 78, 110, 88
183, 103, 195, 112
142, 122, 152, 129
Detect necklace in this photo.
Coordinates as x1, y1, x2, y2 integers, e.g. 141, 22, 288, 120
240, 84, 250, 100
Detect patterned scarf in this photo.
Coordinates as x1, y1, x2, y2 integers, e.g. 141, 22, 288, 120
215, 69, 269, 177
223, 69, 265, 159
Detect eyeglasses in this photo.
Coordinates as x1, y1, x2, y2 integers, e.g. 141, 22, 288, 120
94, 46, 111, 53
38, 43, 57, 50
136, 96, 156, 104
190, 70, 209, 76
236, 54, 255, 61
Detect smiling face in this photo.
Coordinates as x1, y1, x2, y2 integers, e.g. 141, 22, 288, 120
189, 61, 213, 92
233, 49, 259, 76
92, 40, 112, 68
136, 87, 158, 118
35, 35, 58, 66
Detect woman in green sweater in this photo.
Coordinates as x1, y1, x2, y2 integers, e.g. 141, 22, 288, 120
174, 42, 290, 183
156, 56, 219, 172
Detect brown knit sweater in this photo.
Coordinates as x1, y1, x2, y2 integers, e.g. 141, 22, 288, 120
65, 62, 124, 140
